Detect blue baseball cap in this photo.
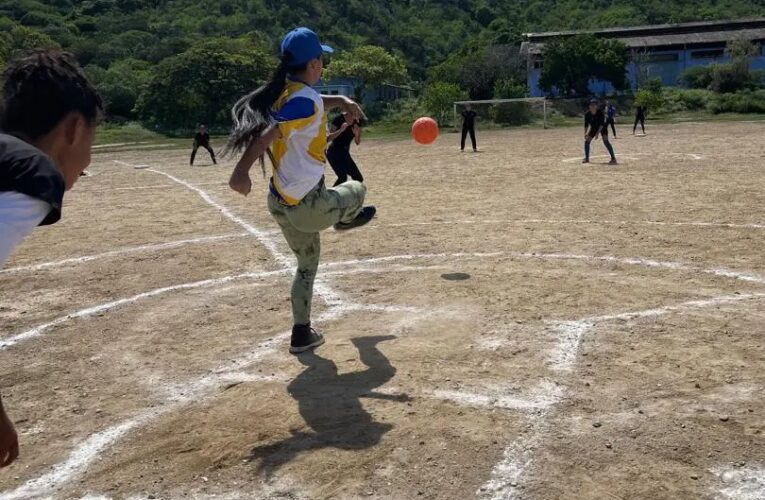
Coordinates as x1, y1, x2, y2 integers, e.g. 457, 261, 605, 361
281, 27, 333, 66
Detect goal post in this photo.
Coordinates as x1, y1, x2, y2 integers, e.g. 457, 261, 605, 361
453, 97, 549, 129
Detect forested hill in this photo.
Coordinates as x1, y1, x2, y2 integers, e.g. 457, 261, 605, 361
3, 0, 765, 80
2, 1, 764, 130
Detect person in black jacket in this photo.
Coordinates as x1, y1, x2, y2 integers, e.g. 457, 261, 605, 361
633, 105, 647, 135
190, 123, 216, 165
326, 112, 363, 186
0, 49, 103, 468
460, 104, 478, 151
583, 99, 617, 165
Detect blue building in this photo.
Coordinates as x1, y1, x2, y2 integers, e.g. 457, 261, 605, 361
521, 18, 765, 97
314, 77, 414, 106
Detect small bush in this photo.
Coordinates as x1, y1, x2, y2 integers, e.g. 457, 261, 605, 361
708, 90, 765, 114
491, 102, 532, 125
681, 66, 714, 89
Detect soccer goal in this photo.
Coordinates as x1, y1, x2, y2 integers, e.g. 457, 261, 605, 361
454, 97, 549, 129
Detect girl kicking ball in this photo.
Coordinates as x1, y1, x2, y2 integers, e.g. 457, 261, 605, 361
226, 27, 376, 354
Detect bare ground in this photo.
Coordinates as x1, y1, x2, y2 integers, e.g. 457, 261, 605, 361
0, 121, 763, 500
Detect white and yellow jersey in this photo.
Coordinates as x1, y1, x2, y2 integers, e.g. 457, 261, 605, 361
270, 78, 327, 205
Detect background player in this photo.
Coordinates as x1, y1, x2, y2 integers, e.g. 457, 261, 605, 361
190, 123, 216, 165
326, 111, 363, 186
606, 100, 617, 138
633, 104, 647, 135
0, 49, 103, 468
226, 27, 376, 354
460, 104, 477, 152
583, 99, 617, 165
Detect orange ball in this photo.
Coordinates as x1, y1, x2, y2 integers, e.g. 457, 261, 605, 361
411, 117, 439, 145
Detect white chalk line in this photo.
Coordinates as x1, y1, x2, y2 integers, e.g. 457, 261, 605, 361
140, 167, 345, 307
142, 168, 290, 267
93, 142, 152, 149
79, 182, 226, 193
0, 233, 248, 274
378, 218, 765, 230
479, 296, 765, 499
0, 262, 447, 351
562, 152, 704, 163
712, 464, 765, 500
546, 292, 765, 373
0, 303, 436, 500
322, 251, 765, 286
6, 249, 760, 352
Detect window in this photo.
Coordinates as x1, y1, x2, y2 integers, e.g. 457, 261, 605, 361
533, 59, 543, 69
646, 53, 679, 63
691, 49, 724, 60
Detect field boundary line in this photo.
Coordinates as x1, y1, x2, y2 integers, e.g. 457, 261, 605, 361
0, 233, 248, 274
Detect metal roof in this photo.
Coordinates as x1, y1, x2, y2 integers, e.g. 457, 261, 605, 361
521, 18, 765, 54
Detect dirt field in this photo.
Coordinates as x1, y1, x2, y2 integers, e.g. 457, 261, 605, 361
0, 121, 763, 500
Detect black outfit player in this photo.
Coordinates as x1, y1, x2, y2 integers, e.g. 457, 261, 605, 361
190, 125, 216, 165
326, 113, 363, 186
583, 100, 617, 165
633, 105, 646, 135
460, 107, 477, 151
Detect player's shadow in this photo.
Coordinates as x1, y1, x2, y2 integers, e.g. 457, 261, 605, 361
248, 335, 409, 477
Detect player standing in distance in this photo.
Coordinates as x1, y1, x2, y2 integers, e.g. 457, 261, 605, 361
0, 50, 103, 467
460, 104, 477, 152
606, 100, 617, 138
326, 111, 363, 186
190, 123, 216, 165
226, 27, 376, 354
583, 99, 617, 165
633, 104, 647, 135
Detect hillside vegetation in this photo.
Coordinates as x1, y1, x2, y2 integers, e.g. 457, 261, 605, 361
2, 1, 764, 132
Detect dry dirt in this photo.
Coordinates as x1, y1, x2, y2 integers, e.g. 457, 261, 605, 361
0, 121, 763, 500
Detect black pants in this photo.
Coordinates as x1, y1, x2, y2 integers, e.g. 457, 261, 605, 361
607, 117, 616, 136
461, 125, 476, 150
327, 147, 363, 187
191, 143, 216, 165
633, 116, 645, 134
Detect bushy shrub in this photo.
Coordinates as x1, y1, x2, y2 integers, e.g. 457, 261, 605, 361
491, 102, 533, 125
708, 90, 765, 114
681, 66, 714, 89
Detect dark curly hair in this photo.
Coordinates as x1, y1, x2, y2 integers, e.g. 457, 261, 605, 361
1, 50, 103, 140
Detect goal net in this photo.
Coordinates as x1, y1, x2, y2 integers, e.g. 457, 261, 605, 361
453, 97, 549, 129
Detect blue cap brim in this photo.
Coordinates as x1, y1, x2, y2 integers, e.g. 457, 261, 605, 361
321, 44, 334, 54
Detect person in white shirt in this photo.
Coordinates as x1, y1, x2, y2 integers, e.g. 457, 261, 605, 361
0, 50, 103, 468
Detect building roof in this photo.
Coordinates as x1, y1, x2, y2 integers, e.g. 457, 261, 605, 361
521, 18, 765, 55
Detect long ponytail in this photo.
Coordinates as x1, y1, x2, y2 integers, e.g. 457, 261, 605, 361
224, 61, 290, 159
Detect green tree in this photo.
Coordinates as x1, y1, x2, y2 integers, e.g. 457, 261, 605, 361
0, 24, 59, 69
538, 35, 629, 96
324, 45, 408, 102
136, 39, 275, 131
493, 78, 527, 99
421, 82, 467, 126
94, 58, 153, 118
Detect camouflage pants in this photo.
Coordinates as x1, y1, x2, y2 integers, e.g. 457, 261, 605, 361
268, 178, 366, 326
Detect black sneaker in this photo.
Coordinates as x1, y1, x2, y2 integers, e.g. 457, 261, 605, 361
608, 158, 618, 165
582, 158, 590, 164
290, 324, 325, 354
334, 206, 376, 231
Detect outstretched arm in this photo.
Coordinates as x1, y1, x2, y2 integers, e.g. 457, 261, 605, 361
0, 395, 19, 467
229, 125, 280, 196
327, 122, 349, 141
321, 95, 367, 122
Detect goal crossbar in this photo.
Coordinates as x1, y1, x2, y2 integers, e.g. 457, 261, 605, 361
453, 97, 549, 129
